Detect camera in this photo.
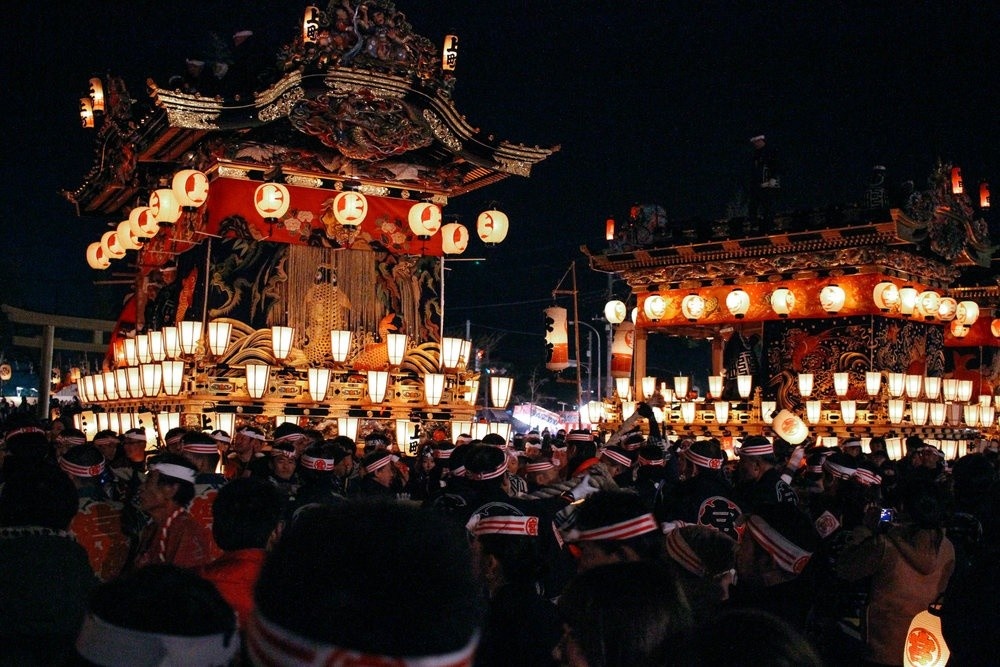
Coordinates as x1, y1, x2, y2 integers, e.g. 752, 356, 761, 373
879, 508, 895, 524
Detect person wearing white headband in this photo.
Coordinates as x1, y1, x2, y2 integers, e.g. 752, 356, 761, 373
351, 450, 401, 499
465, 511, 562, 667
133, 453, 211, 570
562, 490, 665, 573
224, 426, 269, 481
250, 501, 484, 667
735, 435, 798, 512
731, 503, 818, 632
74, 562, 239, 667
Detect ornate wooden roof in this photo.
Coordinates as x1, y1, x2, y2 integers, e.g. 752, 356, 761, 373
64, 0, 558, 217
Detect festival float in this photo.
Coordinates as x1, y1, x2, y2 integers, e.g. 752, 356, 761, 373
585, 165, 999, 457
65, 1, 557, 450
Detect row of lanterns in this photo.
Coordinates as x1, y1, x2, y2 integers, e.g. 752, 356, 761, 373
87, 167, 511, 269
79, 321, 515, 410
604, 284, 997, 334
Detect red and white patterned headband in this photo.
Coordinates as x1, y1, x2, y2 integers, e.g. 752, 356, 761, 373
744, 515, 812, 574
274, 433, 306, 445
601, 449, 632, 467
166, 433, 185, 446
58, 435, 87, 445
247, 611, 478, 667
211, 432, 232, 444
4, 426, 45, 440
366, 453, 398, 474
822, 459, 855, 480
853, 468, 882, 486
524, 460, 556, 473
637, 455, 665, 467
434, 448, 453, 459
300, 454, 335, 471
123, 431, 147, 442
566, 432, 592, 443
93, 435, 120, 446
237, 430, 267, 441
738, 440, 773, 456
568, 513, 660, 542
665, 529, 707, 577
59, 457, 105, 478
466, 460, 507, 481
681, 448, 723, 470
181, 442, 218, 455
467, 515, 540, 537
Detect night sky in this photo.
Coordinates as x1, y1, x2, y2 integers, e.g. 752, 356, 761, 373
3, 2, 997, 386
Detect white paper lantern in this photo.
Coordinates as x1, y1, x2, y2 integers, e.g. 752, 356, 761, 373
171, 169, 210, 208
254, 183, 291, 221
476, 209, 509, 245
771, 288, 795, 317
644, 295, 667, 321
149, 188, 182, 224
604, 300, 627, 324
440, 222, 469, 255
726, 288, 750, 318
407, 202, 442, 239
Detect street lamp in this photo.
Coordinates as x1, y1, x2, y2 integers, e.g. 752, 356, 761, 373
571, 320, 602, 402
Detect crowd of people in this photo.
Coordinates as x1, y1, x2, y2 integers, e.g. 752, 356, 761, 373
0, 405, 997, 666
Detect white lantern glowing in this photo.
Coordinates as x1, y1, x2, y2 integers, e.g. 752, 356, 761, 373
963, 404, 980, 427
101, 231, 127, 260
643, 294, 667, 322
271, 326, 294, 361
476, 209, 509, 245
162, 360, 185, 396
772, 409, 809, 445
770, 288, 795, 317
726, 288, 750, 319
714, 401, 730, 424
179, 321, 203, 356
872, 281, 899, 311
833, 372, 850, 397
386, 333, 407, 366
367, 370, 389, 403
307, 367, 331, 402
615, 377, 631, 400
992, 318, 1000, 338
163, 326, 181, 359
207, 321, 232, 357
899, 286, 918, 317
407, 202, 442, 239
641, 376, 657, 400
330, 330, 352, 363
957, 380, 973, 403
887, 399, 905, 424
140, 363, 161, 397
424, 373, 445, 406
440, 222, 469, 255
840, 399, 857, 424
587, 400, 604, 424
123, 338, 138, 367
171, 169, 209, 209
950, 320, 970, 338
980, 405, 995, 428
819, 284, 846, 314
681, 294, 706, 321
441, 34, 459, 71
866, 371, 882, 397
128, 206, 158, 238
928, 403, 948, 426
254, 183, 291, 221
805, 400, 822, 424
244, 363, 269, 399
738, 374, 753, 399
86, 242, 110, 270
673, 376, 689, 399
905, 374, 923, 399
680, 402, 696, 424
916, 290, 941, 320
149, 188, 182, 225
545, 306, 570, 371
441, 337, 463, 369
910, 401, 929, 426
955, 301, 980, 327
604, 300, 627, 324
302, 6, 320, 43
797, 373, 814, 398
708, 375, 723, 398
942, 378, 959, 402
490, 376, 514, 408
937, 297, 957, 321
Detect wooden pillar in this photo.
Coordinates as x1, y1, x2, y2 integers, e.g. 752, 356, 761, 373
40, 324, 54, 421
633, 327, 648, 387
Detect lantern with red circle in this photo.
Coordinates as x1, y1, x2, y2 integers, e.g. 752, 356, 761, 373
171, 169, 209, 209
407, 202, 442, 239
332, 191, 368, 228
128, 206, 158, 238
149, 188, 182, 225
441, 222, 469, 255
101, 230, 127, 260
86, 242, 110, 270
477, 209, 509, 245
254, 183, 291, 221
